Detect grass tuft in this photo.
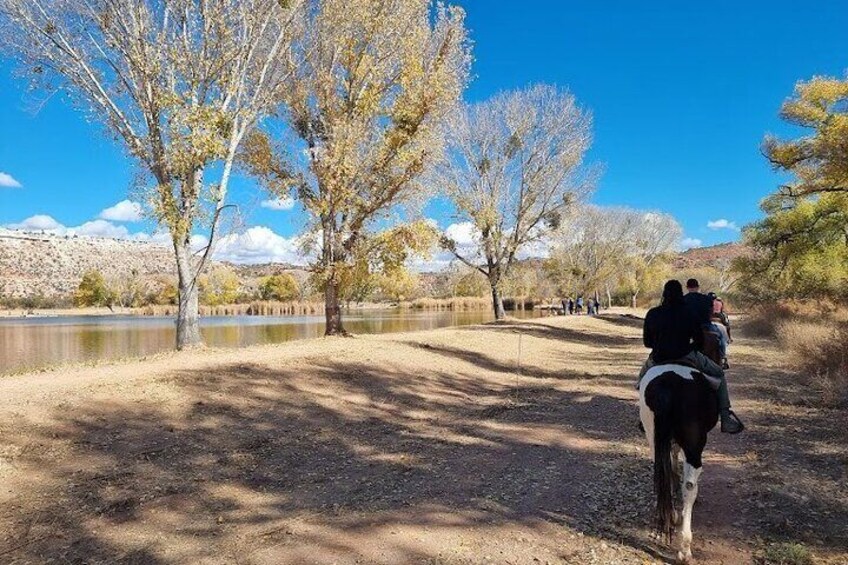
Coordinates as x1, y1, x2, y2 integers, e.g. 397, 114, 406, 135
756, 542, 814, 565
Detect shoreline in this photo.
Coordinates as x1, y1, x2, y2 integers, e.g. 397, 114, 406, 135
0, 303, 388, 320
0, 309, 630, 379
0, 302, 535, 320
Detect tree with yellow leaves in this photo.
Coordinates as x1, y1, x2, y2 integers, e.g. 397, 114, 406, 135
763, 75, 848, 198
242, 0, 471, 335
738, 74, 848, 300
0, 0, 304, 348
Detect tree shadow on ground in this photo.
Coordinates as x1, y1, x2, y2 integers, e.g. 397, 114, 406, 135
2, 324, 846, 563
468, 318, 640, 349
408, 341, 589, 382
595, 313, 645, 330
0, 357, 671, 564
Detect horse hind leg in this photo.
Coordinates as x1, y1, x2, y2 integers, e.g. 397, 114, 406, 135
678, 460, 703, 563
639, 401, 655, 457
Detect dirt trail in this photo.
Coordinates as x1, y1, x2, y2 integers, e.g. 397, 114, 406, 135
0, 313, 845, 564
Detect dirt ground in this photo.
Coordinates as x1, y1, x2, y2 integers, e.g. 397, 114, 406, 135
0, 312, 845, 564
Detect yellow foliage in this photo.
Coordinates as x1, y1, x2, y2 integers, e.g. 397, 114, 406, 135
199, 266, 240, 306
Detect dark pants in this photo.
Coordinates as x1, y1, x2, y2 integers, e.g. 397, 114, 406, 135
638, 351, 731, 411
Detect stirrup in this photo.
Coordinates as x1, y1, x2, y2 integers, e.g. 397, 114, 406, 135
721, 410, 745, 434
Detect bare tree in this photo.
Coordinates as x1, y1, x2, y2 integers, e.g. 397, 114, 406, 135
241, 0, 471, 335
547, 206, 629, 303
436, 85, 595, 319
0, 0, 303, 348
548, 206, 681, 307
616, 211, 682, 307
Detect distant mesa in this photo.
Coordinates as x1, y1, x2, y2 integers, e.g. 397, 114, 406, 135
673, 242, 750, 270
0, 229, 303, 300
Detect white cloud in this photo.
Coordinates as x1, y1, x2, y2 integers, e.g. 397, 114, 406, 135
213, 226, 306, 265
0, 172, 22, 188
135, 230, 173, 246
6, 214, 64, 232
99, 200, 144, 222
707, 219, 739, 231
444, 221, 479, 247
681, 237, 703, 250
75, 219, 133, 239
260, 197, 295, 211
4, 215, 147, 240
2, 213, 307, 266
428, 220, 553, 272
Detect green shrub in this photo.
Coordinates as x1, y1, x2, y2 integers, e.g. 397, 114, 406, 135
73, 270, 114, 308
199, 267, 240, 306
756, 542, 814, 565
259, 273, 300, 302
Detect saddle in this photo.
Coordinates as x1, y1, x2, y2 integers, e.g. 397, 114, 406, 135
647, 356, 723, 391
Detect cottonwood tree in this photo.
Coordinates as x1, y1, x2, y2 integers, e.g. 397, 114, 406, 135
0, 0, 303, 348
259, 273, 300, 302
436, 85, 594, 319
440, 264, 489, 299
737, 74, 848, 300
242, 0, 471, 335
546, 206, 680, 307
764, 75, 848, 199
546, 206, 628, 302
616, 210, 681, 307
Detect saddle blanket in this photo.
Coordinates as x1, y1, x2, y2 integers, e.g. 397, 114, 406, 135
640, 364, 722, 395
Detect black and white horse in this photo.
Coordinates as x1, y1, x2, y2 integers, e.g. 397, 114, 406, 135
639, 364, 719, 563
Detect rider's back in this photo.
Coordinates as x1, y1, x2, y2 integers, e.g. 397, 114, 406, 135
644, 302, 700, 364
683, 291, 713, 326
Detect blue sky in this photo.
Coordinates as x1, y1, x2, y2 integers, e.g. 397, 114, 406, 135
2, 1, 847, 261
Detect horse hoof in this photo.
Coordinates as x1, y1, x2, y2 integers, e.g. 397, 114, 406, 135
677, 550, 694, 564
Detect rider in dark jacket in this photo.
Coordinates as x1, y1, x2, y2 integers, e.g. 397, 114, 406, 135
643, 297, 703, 363
639, 279, 744, 434
683, 278, 714, 325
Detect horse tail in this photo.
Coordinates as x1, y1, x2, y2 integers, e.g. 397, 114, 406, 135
652, 383, 675, 542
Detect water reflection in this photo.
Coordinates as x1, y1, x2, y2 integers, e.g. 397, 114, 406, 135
0, 309, 539, 374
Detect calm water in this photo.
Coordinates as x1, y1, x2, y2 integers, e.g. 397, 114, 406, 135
0, 309, 539, 374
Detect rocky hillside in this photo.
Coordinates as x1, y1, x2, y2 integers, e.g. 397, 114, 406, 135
0, 230, 175, 299
1, 230, 752, 301
673, 242, 750, 270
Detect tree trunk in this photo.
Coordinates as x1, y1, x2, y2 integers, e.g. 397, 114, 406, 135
631, 291, 638, 309
324, 276, 346, 336
175, 243, 203, 350
491, 284, 506, 320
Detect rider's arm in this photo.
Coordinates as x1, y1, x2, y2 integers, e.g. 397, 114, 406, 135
643, 310, 655, 349
691, 315, 704, 350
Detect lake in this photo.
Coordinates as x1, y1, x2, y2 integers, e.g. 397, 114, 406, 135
0, 309, 540, 374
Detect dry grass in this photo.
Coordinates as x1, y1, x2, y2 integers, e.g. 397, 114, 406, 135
406, 297, 537, 311
742, 303, 797, 338
141, 301, 326, 317
406, 297, 493, 310
774, 312, 848, 408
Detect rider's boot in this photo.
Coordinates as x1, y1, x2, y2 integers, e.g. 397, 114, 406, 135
717, 378, 744, 434
721, 409, 744, 434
